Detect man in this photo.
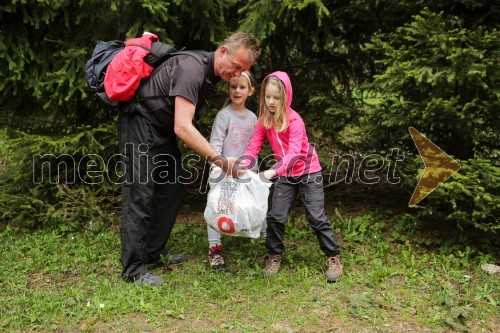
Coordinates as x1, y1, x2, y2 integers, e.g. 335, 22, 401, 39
117, 32, 260, 286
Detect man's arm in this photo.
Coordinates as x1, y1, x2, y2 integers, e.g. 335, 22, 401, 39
174, 96, 217, 158
174, 96, 242, 176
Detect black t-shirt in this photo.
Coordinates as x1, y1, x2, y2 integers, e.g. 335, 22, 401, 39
132, 51, 219, 134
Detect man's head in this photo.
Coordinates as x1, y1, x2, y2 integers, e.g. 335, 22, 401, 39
215, 31, 260, 82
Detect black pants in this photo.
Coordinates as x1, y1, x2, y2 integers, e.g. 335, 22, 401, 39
265, 172, 342, 257
117, 106, 184, 280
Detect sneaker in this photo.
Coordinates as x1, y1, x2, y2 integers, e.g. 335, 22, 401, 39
326, 255, 343, 282
134, 272, 165, 287
209, 244, 226, 271
263, 253, 282, 277
147, 253, 188, 268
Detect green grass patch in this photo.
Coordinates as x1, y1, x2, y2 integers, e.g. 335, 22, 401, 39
0, 212, 498, 332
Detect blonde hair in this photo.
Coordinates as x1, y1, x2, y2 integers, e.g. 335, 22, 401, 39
218, 31, 261, 62
259, 76, 289, 132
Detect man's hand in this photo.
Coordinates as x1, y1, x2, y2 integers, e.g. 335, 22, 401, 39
212, 156, 246, 178
262, 169, 277, 180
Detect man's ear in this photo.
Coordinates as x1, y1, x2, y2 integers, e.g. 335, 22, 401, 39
219, 46, 227, 57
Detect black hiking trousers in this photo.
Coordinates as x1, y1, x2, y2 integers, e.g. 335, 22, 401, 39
117, 106, 184, 280
265, 172, 342, 257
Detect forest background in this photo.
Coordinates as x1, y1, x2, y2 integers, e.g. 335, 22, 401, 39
0, 0, 497, 232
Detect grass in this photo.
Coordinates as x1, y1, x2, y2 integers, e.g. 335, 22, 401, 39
0, 210, 498, 332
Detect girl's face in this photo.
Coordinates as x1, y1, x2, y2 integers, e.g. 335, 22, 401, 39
228, 76, 254, 108
264, 81, 281, 113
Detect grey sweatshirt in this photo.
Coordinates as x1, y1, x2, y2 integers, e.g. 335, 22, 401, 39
209, 104, 258, 170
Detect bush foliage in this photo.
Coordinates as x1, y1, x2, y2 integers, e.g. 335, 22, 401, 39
0, 125, 119, 231
363, 8, 499, 231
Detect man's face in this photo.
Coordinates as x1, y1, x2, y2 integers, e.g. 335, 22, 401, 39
217, 46, 254, 82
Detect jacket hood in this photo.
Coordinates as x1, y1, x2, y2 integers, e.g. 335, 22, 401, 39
263, 71, 293, 110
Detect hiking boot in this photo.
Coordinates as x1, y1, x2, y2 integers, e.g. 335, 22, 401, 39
209, 244, 226, 271
134, 272, 165, 287
147, 253, 188, 268
263, 253, 282, 277
326, 255, 343, 282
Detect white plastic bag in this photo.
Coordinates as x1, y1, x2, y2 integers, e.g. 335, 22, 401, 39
204, 167, 271, 239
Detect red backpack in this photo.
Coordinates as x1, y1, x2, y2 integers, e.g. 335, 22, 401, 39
103, 33, 158, 102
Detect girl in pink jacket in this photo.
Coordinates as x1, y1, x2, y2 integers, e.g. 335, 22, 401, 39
243, 71, 343, 282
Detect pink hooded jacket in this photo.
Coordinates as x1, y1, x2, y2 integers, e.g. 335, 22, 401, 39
243, 71, 322, 177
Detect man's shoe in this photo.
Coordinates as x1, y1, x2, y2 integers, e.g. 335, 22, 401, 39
134, 272, 165, 287
263, 253, 282, 277
164, 253, 188, 265
148, 253, 188, 268
209, 244, 226, 271
326, 255, 343, 282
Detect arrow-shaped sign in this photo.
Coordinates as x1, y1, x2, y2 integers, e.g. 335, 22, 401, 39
409, 127, 461, 207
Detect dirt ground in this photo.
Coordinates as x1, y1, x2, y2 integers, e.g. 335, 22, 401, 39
177, 181, 412, 222
177, 180, 497, 255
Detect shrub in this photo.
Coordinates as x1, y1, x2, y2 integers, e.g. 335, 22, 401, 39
0, 124, 120, 230
362, 8, 499, 232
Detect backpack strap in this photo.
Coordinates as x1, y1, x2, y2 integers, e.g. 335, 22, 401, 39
132, 51, 211, 102
127, 43, 167, 59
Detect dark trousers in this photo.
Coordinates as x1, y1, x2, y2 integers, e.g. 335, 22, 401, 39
266, 172, 342, 257
117, 106, 184, 280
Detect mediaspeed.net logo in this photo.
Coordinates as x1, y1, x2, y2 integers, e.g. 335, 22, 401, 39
31, 127, 460, 207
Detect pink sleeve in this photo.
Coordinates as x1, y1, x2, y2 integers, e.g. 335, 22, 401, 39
241, 122, 266, 169
273, 118, 304, 176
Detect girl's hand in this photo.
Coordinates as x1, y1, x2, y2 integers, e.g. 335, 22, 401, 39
262, 169, 277, 180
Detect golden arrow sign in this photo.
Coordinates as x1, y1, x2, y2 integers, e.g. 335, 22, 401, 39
409, 127, 461, 207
